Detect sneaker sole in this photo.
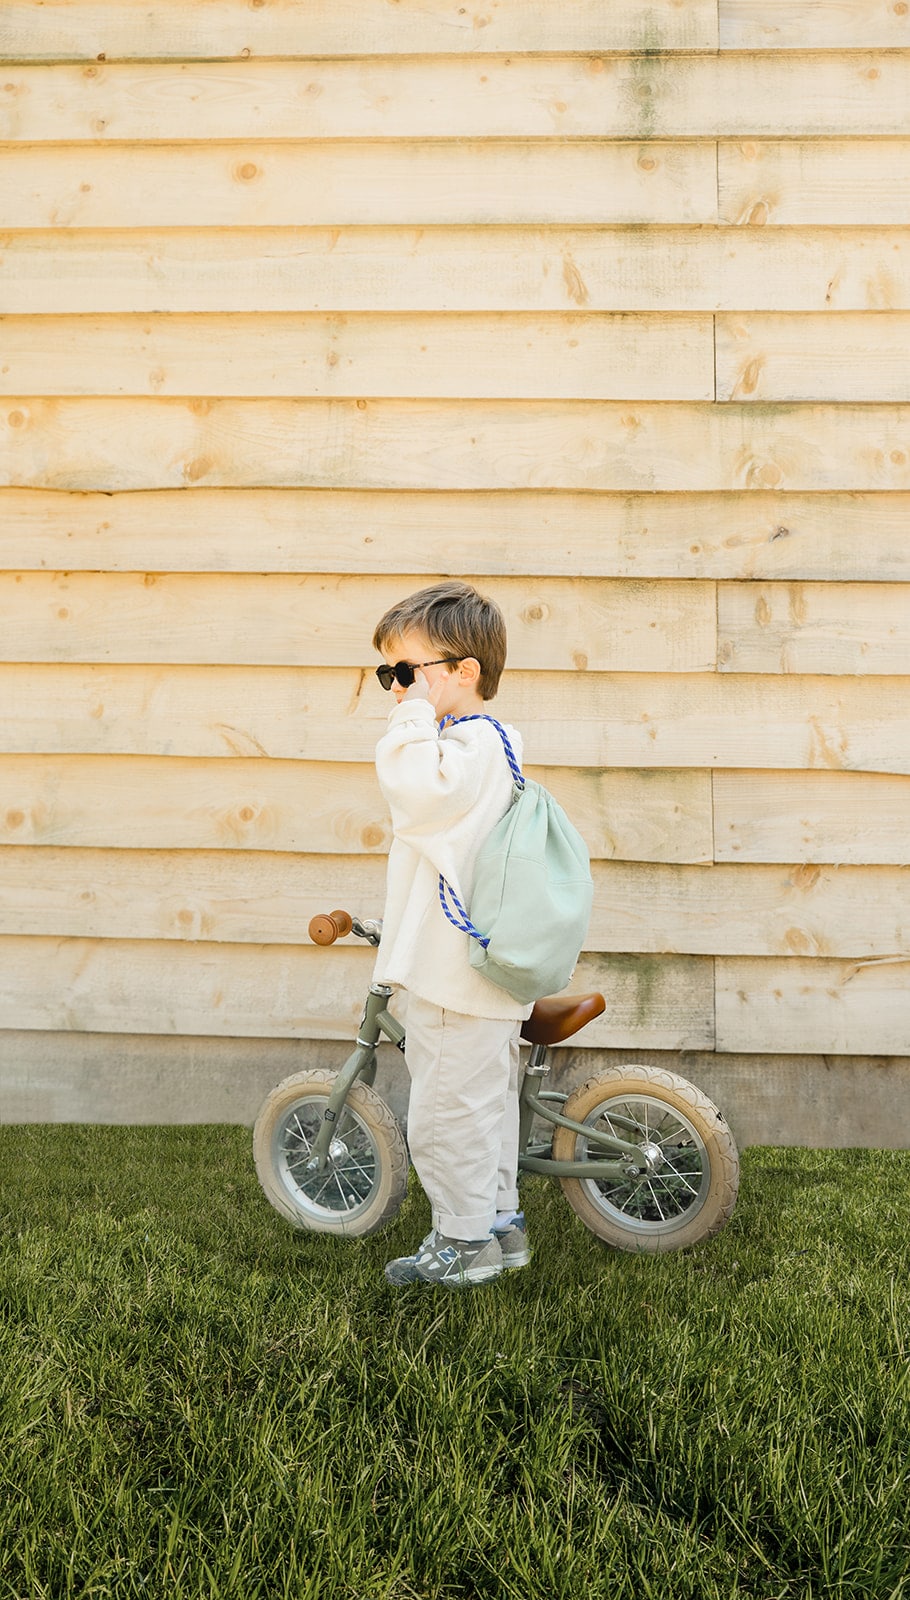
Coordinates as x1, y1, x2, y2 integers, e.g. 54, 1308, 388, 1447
500, 1249, 531, 1270
384, 1261, 503, 1288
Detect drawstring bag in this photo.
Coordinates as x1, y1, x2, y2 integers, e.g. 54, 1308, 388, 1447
438, 716, 593, 1004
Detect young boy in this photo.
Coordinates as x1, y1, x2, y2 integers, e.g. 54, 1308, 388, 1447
371, 580, 532, 1288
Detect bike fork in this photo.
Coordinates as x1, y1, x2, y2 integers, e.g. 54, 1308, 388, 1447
309, 985, 404, 1169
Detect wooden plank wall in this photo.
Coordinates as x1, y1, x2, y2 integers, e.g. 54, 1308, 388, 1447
1, 0, 909, 1142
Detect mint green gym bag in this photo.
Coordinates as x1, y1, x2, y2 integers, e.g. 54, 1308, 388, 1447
438, 715, 594, 1004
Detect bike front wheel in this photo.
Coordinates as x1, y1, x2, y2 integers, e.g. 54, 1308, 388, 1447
551, 1065, 739, 1252
253, 1069, 409, 1236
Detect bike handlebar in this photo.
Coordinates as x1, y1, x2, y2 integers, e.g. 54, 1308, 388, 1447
308, 910, 382, 947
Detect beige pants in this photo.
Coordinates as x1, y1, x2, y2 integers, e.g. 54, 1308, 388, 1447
403, 994, 522, 1240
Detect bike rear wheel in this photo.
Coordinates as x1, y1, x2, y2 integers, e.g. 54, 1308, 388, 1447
253, 1069, 408, 1236
552, 1065, 739, 1252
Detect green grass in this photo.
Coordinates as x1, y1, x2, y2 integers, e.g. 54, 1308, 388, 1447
1, 1129, 909, 1600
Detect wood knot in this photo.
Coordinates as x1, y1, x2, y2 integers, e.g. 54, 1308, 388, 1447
737, 357, 763, 396
5, 810, 24, 829
236, 161, 259, 181
7, 409, 25, 429
790, 864, 821, 891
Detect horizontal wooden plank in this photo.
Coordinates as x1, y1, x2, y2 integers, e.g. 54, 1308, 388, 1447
4, 53, 908, 141
0, 572, 717, 672
0, 311, 715, 402
719, 140, 910, 226
5, 1030, 910, 1146
4, 397, 910, 493
4, 487, 910, 582
0, 1029, 366, 1126
720, 0, 910, 50
0, 1, 718, 59
0, 936, 713, 1049
4, 227, 910, 315
3, 849, 908, 957
716, 955, 910, 1055
4, 667, 910, 774
0, 756, 713, 863
718, 581, 910, 676
717, 313, 910, 403
671, 1050, 910, 1149
714, 770, 910, 864
595, 861, 910, 956
0, 141, 716, 229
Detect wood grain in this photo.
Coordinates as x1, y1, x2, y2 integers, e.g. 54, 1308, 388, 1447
717, 313, 910, 402
0, 0, 718, 59
718, 581, 910, 675
716, 955, 910, 1055
3, 666, 909, 774
719, 140, 910, 226
714, 770, 910, 864
0, 141, 716, 229
4, 227, 909, 314
0, 571, 717, 672
720, 0, 910, 50
4, 53, 907, 141
3, 848, 907, 956
3, 397, 910, 493
0, 311, 715, 402
0, 936, 714, 1049
4, 487, 910, 582
0, 755, 714, 863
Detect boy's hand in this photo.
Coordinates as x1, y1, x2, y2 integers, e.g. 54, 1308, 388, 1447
402, 669, 431, 702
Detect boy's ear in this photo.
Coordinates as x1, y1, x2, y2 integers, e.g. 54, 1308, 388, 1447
459, 656, 481, 685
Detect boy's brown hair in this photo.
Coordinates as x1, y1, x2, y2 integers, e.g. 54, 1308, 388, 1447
372, 581, 507, 701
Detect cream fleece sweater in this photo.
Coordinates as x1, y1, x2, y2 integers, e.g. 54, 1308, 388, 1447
373, 697, 532, 1021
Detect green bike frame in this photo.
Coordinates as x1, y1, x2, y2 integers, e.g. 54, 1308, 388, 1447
311, 984, 649, 1180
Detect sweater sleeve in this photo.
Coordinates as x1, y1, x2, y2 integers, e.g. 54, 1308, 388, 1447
375, 699, 493, 841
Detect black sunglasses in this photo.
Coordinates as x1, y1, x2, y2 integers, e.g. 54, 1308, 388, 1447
375, 658, 457, 691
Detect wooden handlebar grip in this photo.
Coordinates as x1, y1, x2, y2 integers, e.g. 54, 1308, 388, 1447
308, 910, 353, 945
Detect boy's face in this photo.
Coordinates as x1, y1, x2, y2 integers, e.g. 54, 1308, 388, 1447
380, 628, 470, 721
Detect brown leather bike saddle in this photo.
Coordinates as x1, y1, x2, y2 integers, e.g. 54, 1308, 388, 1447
520, 992, 605, 1046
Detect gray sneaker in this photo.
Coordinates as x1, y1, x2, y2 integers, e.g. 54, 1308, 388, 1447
385, 1229, 503, 1288
493, 1212, 531, 1270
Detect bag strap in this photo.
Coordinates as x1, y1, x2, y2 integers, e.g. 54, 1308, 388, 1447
438, 875, 489, 947
439, 713, 525, 789
435, 714, 523, 947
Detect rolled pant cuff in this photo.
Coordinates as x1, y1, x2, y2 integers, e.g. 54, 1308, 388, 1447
435, 1212, 495, 1242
